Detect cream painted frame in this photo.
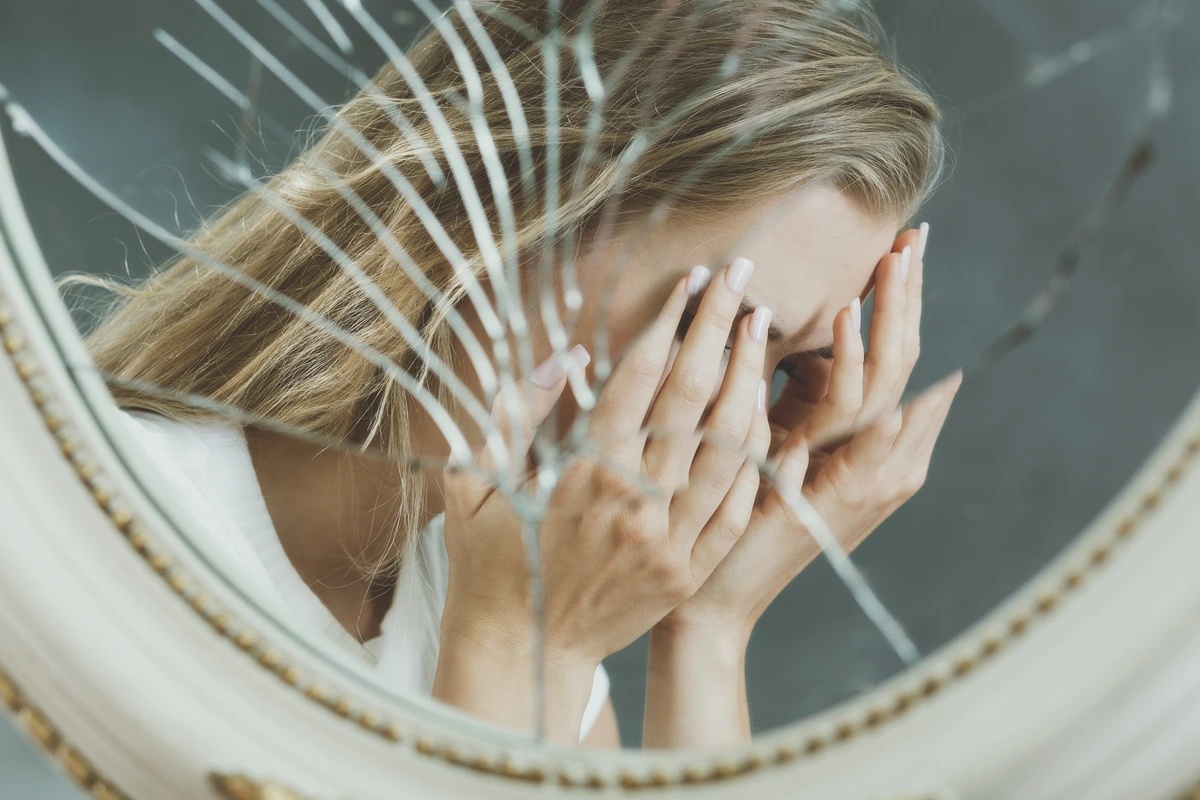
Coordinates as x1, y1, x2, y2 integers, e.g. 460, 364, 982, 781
2, 120, 1200, 799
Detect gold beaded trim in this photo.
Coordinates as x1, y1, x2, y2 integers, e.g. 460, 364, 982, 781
3, 284, 1200, 791
209, 772, 318, 800
0, 666, 133, 800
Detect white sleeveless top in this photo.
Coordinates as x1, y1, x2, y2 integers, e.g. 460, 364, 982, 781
114, 410, 610, 741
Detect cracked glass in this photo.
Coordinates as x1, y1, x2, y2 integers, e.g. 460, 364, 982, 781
0, 0, 1194, 747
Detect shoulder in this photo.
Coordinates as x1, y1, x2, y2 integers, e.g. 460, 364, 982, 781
114, 409, 246, 466
108, 409, 290, 611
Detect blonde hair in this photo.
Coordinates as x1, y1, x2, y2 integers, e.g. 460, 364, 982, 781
83, 0, 944, 578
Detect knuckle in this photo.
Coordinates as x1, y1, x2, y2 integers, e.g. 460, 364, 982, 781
880, 410, 904, 438
676, 368, 713, 405
829, 392, 860, 418
614, 502, 661, 546
593, 465, 631, 497
613, 514, 650, 548
717, 496, 754, 537
901, 469, 927, 498
734, 350, 761, 378
705, 302, 739, 333
706, 413, 749, 450
904, 342, 921, 371
827, 461, 867, 507
695, 460, 736, 497
625, 354, 664, 384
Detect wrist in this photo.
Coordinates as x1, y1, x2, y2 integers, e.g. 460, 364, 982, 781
654, 609, 753, 653
440, 601, 599, 681
644, 612, 750, 749
435, 604, 598, 744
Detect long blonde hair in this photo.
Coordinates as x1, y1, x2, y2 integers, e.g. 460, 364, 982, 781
84, 0, 944, 577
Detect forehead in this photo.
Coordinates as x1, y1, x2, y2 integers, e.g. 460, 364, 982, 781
678, 184, 899, 344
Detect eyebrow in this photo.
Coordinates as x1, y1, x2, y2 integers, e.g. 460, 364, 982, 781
683, 296, 834, 359
739, 298, 833, 359
738, 298, 788, 343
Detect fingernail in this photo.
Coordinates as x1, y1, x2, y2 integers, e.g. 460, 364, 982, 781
533, 345, 590, 388
899, 246, 911, 284
569, 343, 592, 370
749, 306, 772, 343
725, 257, 754, 293
531, 353, 565, 389
757, 379, 767, 411
917, 222, 930, 261
849, 297, 861, 333
686, 265, 711, 296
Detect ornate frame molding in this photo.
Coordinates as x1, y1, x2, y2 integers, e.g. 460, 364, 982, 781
4, 123, 1200, 798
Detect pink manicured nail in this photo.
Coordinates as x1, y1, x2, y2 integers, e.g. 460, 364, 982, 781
899, 246, 911, 284
532, 345, 590, 389
757, 379, 767, 411
531, 354, 564, 389
749, 306, 772, 343
569, 343, 592, 370
725, 257, 754, 293
916, 222, 930, 261
686, 265, 711, 296
849, 297, 861, 333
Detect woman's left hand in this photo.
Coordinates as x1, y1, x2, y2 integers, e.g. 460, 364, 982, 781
659, 226, 961, 637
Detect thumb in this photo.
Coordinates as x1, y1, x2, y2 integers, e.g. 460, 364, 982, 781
478, 344, 591, 479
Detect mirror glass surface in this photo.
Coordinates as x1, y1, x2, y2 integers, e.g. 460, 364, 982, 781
1, 0, 1197, 748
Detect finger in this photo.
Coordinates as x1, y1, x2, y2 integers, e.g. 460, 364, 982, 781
454, 346, 587, 510
643, 257, 756, 486
760, 424, 812, 527
588, 271, 694, 449
804, 300, 865, 447
892, 227, 922, 256
886, 226, 925, 413
673, 314, 768, 536
688, 400, 771, 579
900, 232, 926, 408
859, 248, 910, 424
890, 371, 961, 462
907, 371, 961, 466
678, 307, 770, 495
842, 404, 904, 471
878, 371, 960, 508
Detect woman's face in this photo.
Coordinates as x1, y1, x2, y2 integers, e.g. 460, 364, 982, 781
549, 183, 901, 427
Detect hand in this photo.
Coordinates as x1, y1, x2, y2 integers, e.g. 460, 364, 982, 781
434, 258, 771, 739
661, 226, 961, 636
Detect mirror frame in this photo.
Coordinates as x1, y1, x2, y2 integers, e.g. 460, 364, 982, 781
4, 122, 1200, 800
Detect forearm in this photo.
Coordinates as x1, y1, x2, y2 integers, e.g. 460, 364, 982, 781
433, 608, 596, 744
642, 622, 751, 749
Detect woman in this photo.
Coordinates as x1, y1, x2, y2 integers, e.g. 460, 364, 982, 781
85, 0, 955, 747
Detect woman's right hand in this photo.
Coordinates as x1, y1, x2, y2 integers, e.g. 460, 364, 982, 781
434, 258, 771, 739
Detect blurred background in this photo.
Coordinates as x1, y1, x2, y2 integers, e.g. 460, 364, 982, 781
2, 0, 1197, 792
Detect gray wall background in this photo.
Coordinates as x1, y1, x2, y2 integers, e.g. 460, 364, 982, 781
1, 1, 1197, 794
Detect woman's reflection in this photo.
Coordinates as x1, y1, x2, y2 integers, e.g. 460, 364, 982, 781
84, 0, 955, 747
